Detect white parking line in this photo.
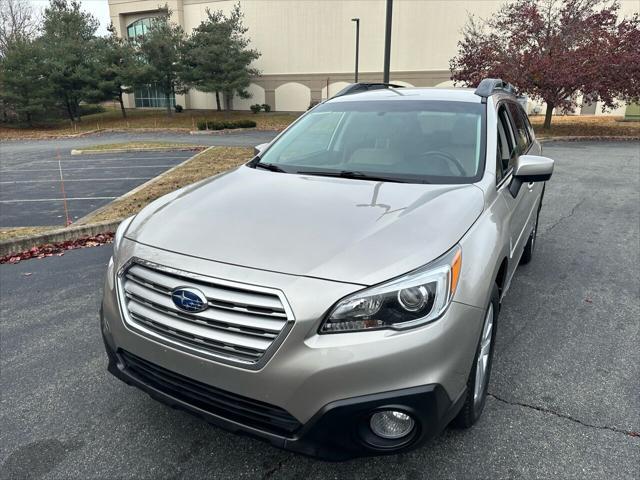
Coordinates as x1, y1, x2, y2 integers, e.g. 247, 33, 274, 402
0, 177, 150, 184
8, 155, 190, 163
0, 197, 117, 203
0, 165, 176, 173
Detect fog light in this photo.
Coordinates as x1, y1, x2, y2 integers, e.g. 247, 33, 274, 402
369, 410, 415, 439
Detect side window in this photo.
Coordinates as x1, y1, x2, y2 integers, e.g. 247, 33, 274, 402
522, 108, 536, 141
496, 105, 516, 181
506, 102, 531, 154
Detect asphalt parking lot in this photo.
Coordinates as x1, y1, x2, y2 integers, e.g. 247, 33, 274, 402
0, 131, 278, 228
0, 151, 194, 227
1, 141, 638, 479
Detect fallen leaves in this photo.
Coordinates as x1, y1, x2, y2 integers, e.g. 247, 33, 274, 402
0, 233, 114, 264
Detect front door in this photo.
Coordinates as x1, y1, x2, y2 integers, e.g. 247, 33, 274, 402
495, 103, 533, 282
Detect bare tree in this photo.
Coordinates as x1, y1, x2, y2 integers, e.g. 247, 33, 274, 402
0, 0, 39, 55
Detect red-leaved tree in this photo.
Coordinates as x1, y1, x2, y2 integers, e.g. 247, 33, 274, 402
450, 0, 640, 129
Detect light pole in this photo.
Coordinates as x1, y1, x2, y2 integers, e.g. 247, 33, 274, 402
383, 0, 393, 83
351, 18, 360, 83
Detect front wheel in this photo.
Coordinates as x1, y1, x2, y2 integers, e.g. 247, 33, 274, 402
452, 284, 499, 428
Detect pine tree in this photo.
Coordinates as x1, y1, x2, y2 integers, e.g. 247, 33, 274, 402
0, 37, 52, 125
87, 25, 142, 118
182, 3, 260, 111
40, 0, 99, 122
137, 12, 188, 116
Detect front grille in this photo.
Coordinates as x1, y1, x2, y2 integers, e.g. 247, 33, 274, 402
119, 350, 301, 435
118, 261, 292, 366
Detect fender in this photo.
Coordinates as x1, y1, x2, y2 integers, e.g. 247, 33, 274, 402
455, 191, 511, 310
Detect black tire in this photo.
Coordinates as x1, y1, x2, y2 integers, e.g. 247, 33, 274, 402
452, 284, 499, 428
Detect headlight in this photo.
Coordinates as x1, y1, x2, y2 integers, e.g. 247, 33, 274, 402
320, 246, 462, 333
113, 215, 135, 253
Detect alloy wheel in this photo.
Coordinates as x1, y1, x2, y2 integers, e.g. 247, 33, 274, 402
474, 304, 494, 405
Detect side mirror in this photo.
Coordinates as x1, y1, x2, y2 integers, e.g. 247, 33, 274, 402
509, 155, 554, 197
253, 143, 269, 156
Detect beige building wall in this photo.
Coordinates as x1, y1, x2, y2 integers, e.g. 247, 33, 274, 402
108, 0, 639, 113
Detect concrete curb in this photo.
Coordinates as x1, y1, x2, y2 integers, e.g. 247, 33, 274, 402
73, 146, 217, 225
0, 219, 123, 257
189, 127, 258, 135
70, 146, 204, 155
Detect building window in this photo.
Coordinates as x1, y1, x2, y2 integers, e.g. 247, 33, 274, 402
133, 84, 175, 108
127, 18, 176, 108
126, 18, 153, 40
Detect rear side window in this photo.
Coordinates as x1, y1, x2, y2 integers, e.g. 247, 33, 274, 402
506, 103, 531, 154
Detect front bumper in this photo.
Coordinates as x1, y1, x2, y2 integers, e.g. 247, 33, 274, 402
103, 334, 464, 460
102, 240, 484, 458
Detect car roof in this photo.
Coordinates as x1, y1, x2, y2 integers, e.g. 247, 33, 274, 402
326, 87, 483, 104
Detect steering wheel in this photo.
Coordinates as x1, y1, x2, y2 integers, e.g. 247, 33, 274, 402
419, 150, 467, 176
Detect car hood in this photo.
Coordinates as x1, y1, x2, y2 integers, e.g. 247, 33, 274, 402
126, 166, 484, 285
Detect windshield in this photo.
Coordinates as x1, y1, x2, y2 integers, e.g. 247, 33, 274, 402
255, 100, 485, 184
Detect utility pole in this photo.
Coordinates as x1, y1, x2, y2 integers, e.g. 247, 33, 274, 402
383, 0, 393, 83
351, 18, 360, 82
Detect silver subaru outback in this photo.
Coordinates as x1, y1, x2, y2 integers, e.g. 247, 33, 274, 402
101, 79, 554, 460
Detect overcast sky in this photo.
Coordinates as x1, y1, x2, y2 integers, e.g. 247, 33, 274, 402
29, 0, 111, 36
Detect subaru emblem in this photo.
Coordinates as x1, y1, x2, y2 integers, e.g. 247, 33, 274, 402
171, 287, 208, 313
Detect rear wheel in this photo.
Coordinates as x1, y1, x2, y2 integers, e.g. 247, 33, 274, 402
452, 285, 499, 428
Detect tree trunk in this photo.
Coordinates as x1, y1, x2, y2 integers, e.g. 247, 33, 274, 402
225, 91, 233, 112
118, 91, 127, 119
543, 102, 554, 130
73, 101, 81, 122
65, 99, 75, 123
215, 91, 221, 111
166, 92, 172, 117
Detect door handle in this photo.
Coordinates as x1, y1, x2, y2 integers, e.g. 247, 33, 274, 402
527, 182, 535, 190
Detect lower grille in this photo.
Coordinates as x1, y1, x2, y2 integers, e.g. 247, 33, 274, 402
119, 350, 302, 436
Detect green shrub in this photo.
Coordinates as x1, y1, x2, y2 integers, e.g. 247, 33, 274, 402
261, 103, 271, 112
79, 104, 106, 116
250, 104, 262, 114
236, 119, 257, 128
196, 119, 257, 131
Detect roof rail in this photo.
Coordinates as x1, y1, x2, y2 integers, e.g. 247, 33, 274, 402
474, 78, 516, 100
332, 82, 405, 98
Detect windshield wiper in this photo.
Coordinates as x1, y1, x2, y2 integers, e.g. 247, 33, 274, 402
296, 169, 409, 183
254, 162, 287, 173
